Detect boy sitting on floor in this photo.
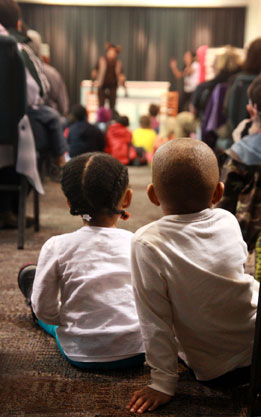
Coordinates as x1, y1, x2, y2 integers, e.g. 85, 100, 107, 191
127, 138, 259, 414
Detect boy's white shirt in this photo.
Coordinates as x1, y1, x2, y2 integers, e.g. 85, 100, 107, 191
131, 208, 259, 396
31, 226, 144, 362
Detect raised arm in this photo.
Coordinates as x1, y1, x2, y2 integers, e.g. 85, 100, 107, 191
170, 59, 184, 79
127, 238, 178, 413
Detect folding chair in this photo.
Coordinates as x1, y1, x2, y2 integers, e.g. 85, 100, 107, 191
0, 35, 40, 249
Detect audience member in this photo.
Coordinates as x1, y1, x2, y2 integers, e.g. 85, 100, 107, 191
170, 51, 200, 112
132, 115, 156, 162
27, 29, 69, 118
227, 38, 261, 130
127, 138, 258, 414
96, 106, 112, 133
191, 47, 242, 120
171, 49, 242, 142
67, 104, 104, 158
218, 75, 261, 252
0, 0, 68, 169
148, 103, 160, 133
105, 115, 137, 165
17, 153, 145, 370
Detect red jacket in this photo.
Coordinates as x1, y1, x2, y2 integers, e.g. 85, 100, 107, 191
105, 123, 136, 165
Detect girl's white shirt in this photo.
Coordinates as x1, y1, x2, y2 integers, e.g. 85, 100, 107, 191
31, 226, 144, 362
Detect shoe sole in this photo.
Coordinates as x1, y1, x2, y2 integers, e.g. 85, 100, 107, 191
17, 264, 36, 301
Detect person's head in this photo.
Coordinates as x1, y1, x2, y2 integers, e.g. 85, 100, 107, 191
139, 115, 150, 129
27, 29, 42, 57
183, 51, 195, 66
214, 47, 242, 75
147, 138, 224, 215
105, 43, 121, 60
97, 106, 112, 123
243, 38, 261, 75
0, 0, 22, 29
149, 104, 159, 117
247, 75, 261, 121
61, 153, 132, 225
118, 115, 129, 127
71, 104, 87, 122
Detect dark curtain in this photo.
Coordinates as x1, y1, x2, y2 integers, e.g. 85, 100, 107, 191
19, 4, 246, 105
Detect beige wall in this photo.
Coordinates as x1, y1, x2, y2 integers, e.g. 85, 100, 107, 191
245, 0, 261, 45
17, 0, 248, 7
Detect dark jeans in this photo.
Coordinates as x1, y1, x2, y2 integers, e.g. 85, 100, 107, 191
98, 87, 117, 110
28, 105, 67, 159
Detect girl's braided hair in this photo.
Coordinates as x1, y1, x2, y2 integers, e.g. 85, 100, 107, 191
61, 153, 129, 218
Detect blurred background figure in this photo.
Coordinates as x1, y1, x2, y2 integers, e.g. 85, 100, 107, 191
27, 29, 69, 119
170, 50, 200, 112
66, 104, 104, 158
91, 43, 126, 115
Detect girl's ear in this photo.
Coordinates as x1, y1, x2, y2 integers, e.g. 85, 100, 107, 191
66, 200, 71, 209
147, 184, 160, 206
122, 188, 133, 209
212, 181, 224, 205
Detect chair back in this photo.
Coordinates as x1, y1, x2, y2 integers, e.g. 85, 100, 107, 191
0, 35, 26, 149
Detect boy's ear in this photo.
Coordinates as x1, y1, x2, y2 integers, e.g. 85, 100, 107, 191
147, 184, 160, 206
122, 188, 133, 209
212, 181, 224, 205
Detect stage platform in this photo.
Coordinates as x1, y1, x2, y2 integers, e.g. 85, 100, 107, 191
80, 80, 171, 129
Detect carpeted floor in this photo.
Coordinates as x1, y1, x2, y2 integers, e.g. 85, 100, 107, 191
0, 166, 252, 416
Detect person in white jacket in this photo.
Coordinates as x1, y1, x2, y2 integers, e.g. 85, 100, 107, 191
18, 153, 144, 370
127, 138, 258, 414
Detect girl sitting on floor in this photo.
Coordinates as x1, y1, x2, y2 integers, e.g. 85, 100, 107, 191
18, 153, 145, 370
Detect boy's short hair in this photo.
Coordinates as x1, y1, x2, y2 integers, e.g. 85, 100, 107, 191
139, 115, 150, 129
0, 0, 21, 29
152, 138, 219, 213
248, 75, 261, 112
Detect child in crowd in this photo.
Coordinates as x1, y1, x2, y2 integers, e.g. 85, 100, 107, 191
132, 115, 156, 163
148, 103, 160, 133
66, 104, 105, 158
18, 153, 145, 370
105, 115, 137, 165
96, 106, 112, 133
218, 75, 261, 253
127, 138, 258, 413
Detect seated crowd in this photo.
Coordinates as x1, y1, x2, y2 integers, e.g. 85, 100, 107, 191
1, 0, 261, 415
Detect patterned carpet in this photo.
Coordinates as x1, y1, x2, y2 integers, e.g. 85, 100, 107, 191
0, 167, 251, 416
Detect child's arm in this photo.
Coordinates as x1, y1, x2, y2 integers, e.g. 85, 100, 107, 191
31, 237, 61, 325
127, 238, 178, 413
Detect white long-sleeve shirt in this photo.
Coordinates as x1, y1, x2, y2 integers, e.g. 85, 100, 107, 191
131, 208, 258, 396
31, 226, 144, 362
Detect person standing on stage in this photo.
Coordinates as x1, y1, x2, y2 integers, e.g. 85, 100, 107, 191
92, 43, 126, 114
170, 50, 200, 112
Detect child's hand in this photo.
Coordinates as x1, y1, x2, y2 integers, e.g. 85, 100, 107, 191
126, 386, 172, 414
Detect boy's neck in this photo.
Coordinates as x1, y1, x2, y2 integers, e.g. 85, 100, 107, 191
162, 204, 212, 216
